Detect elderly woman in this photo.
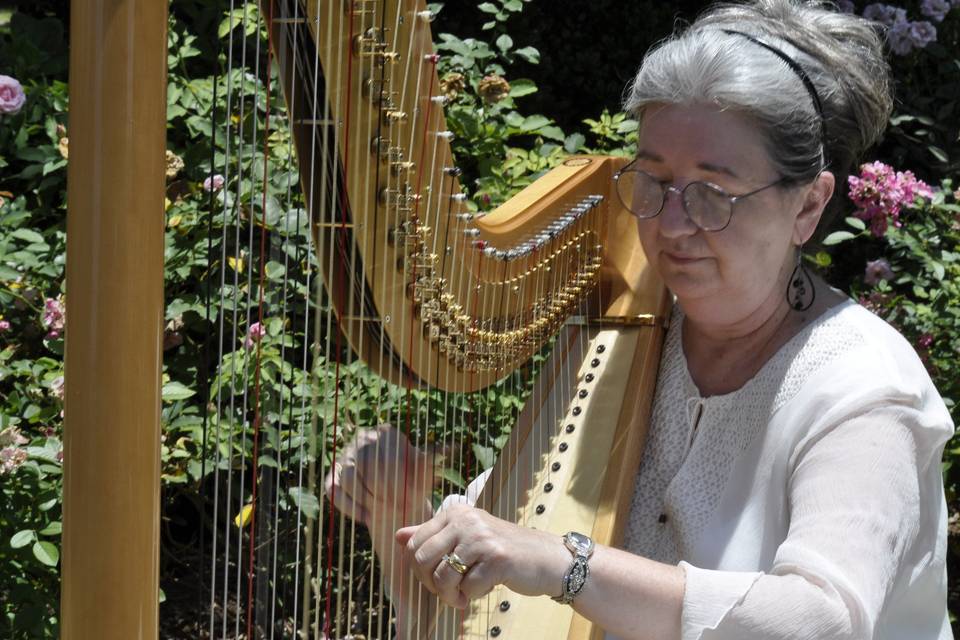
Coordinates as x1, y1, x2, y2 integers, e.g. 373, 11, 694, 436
327, 0, 954, 637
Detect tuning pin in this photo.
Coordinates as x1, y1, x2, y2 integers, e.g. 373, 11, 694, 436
418, 10, 437, 22
431, 95, 449, 105
423, 53, 440, 64
443, 166, 462, 176
437, 130, 454, 140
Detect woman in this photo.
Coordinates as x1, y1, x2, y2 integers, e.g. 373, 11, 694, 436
327, 0, 954, 637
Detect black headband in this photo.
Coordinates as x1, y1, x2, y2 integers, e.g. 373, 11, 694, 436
722, 29, 827, 155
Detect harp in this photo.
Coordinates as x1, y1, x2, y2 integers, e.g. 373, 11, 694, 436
61, 1, 669, 639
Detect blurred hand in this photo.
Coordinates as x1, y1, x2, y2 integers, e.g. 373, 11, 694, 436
324, 424, 437, 530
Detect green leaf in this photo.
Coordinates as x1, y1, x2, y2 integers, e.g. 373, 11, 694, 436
928, 145, 948, 163
519, 115, 551, 132
478, 2, 498, 13
844, 216, 866, 231
564, 133, 586, 153
163, 381, 196, 402
438, 466, 465, 488
26, 446, 61, 465
288, 486, 320, 519
513, 46, 540, 64
11, 228, 44, 244
508, 78, 537, 98
11, 530, 35, 549
32, 540, 59, 566
495, 34, 513, 52
472, 443, 496, 469
264, 260, 286, 281
503, 111, 524, 128
39, 521, 62, 536
822, 231, 855, 246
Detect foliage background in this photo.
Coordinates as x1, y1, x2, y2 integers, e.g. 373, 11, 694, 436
0, 0, 958, 637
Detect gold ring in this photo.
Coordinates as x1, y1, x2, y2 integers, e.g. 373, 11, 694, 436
443, 552, 470, 575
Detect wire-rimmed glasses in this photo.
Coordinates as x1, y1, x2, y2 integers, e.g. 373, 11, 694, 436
613, 162, 785, 232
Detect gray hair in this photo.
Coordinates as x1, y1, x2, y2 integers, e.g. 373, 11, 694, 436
624, 0, 893, 235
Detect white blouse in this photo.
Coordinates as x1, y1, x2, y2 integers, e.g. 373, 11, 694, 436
615, 300, 953, 639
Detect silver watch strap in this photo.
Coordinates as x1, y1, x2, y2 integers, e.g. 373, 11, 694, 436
552, 554, 590, 605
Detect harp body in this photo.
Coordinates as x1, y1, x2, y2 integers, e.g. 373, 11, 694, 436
62, 1, 669, 638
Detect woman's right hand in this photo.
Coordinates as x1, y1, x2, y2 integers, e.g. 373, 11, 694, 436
324, 424, 437, 530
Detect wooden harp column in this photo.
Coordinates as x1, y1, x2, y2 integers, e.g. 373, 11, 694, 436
62, 1, 167, 639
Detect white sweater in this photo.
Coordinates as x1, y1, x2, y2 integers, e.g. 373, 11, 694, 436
616, 300, 953, 639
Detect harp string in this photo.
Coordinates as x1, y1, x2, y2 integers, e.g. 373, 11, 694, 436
270, 1, 308, 631
322, 0, 352, 629
210, 1, 253, 639
310, 0, 340, 633
335, 0, 364, 633
207, 0, 229, 625
200, 1, 605, 635
233, 4, 264, 634
244, 0, 278, 632
199, 0, 224, 631
370, 3, 403, 636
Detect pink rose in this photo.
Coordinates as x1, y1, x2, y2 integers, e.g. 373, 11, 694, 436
0, 75, 26, 115
848, 161, 933, 237
244, 321, 267, 349
204, 174, 225, 192
0, 319, 9, 332
0, 447, 28, 475
0, 426, 28, 447
49, 376, 65, 402
42, 296, 65, 339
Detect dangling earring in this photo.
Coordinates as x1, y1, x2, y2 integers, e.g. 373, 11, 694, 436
787, 246, 815, 311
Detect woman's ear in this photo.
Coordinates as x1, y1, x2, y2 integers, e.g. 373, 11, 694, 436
793, 170, 835, 245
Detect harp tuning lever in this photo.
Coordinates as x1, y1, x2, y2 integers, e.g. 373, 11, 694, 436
383, 110, 408, 124
391, 160, 416, 176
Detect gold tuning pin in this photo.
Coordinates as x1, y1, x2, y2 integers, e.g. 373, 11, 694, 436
383, 109, 408, 124
391, 160, 415, 176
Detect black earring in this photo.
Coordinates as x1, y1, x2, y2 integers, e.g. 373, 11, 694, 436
787, 247, 815, 311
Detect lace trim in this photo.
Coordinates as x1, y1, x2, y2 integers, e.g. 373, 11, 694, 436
622, 302, 865, 561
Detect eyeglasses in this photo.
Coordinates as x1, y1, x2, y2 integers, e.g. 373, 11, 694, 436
613, 162, 786, 232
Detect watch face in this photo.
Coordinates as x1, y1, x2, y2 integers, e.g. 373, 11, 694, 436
565, 531, 594, 556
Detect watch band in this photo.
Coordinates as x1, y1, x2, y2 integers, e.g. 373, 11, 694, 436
551, 531, 594, 605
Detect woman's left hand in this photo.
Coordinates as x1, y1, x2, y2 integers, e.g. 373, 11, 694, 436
395, 503, 568, 609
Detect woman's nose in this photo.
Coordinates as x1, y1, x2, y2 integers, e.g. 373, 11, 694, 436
657, 186, 698, 238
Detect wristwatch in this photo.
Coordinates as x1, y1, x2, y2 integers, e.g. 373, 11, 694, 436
551, 531, 594, 605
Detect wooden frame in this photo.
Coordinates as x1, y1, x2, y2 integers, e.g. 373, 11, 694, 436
62, 2, 167, 638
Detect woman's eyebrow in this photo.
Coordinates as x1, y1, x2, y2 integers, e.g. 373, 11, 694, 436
697, 161, 741, 179
635, 149, 741, 179
635, 149, 663, 163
